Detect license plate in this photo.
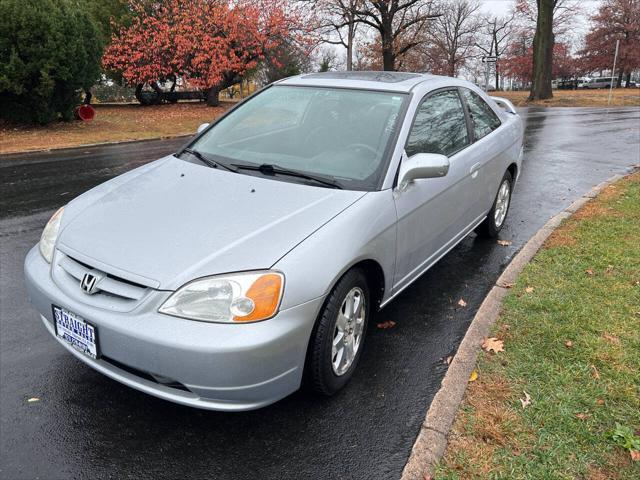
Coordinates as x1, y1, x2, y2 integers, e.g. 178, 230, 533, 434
52, 306, 98, 359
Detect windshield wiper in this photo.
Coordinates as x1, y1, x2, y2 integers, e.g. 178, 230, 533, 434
231, 163, 343, 189
180, 148, 237, 172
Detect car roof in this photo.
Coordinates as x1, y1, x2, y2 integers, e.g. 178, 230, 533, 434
276, 71, 446, 93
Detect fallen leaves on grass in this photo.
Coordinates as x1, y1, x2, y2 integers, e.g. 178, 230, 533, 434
457, 298, 467, 307
591, 364, 601, 380
469, 370, 478, 382
497, 239, 512, 246
376, 320, 396, 329
482, 337, 505, 354
602, 333, 620, 344
565, 340, 573, 348
575, 412, 591, 420
596, 398, 605, 406
631, 450, 640, 462
519, 391, 531, 409
586, 268, 595, 276
524, 286, 535, 293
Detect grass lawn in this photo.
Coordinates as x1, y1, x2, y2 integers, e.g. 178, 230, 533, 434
0, 102, 231, 155
436, 172, 640, 480
498, 88, 640, 107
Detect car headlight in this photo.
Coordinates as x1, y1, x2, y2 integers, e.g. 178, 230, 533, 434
159, 271, 284, 323
39, 206, 64, 263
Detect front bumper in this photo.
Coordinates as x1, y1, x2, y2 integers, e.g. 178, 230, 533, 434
24, 246, 324, 411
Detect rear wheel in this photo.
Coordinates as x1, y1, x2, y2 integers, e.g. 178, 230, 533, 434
306, 269, 370, 395
476, 170, 513, 238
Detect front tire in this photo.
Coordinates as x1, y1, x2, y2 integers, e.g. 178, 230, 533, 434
306, 269, 370, 396
476, 170, 513, 238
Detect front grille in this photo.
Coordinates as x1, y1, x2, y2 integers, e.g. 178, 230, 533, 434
52, 251, 152, 311
59, 255, 147, 301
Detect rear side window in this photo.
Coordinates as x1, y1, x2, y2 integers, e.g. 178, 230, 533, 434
405, 90, 469, 157
461, 89, 501, 141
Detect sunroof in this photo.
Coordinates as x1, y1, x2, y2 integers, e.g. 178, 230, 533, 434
301, 71, 424, 83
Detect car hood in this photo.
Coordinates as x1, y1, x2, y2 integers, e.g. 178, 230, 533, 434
58, 157, 366, 290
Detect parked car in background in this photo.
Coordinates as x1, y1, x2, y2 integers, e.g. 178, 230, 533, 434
25, 72, 524, 411
557, 79, 580, 90
583, 77, 614, 89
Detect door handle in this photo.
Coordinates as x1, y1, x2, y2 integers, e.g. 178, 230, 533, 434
470, 162, 481, 178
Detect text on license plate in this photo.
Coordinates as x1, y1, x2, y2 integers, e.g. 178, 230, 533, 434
53, 306, 98, 359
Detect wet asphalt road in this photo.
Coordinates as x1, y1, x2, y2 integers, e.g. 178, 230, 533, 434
1, 107, 639, 480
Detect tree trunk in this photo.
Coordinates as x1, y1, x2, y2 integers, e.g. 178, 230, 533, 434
207, 87, 220, 106
134, 83, 144, 103
382, 39, 395, 71
529, 0, 554, 101
346, 17, 355, 71
616, 71, 623, 88
625, 72, 631, 88
381, 18, 395, 71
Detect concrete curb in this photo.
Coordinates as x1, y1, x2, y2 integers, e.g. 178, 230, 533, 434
401, 172, 627, 480
0, 134, 192, 157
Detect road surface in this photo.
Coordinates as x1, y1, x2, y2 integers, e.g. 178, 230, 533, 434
1, 107, 638, 479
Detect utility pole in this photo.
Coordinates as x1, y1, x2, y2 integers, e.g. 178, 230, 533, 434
482, 56, 497, 91
608, 39, 620, 106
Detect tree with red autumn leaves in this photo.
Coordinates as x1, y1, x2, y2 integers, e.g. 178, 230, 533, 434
501, 40, 577, 86
103, 0, 312, 106
580, 0, 640, 87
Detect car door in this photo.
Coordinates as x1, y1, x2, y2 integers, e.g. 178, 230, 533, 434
458, 87, 504, 216
392, 88, 478, 294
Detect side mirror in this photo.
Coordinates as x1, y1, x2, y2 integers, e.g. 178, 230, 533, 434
398, 153, 450, 186
197, 123, 210, 134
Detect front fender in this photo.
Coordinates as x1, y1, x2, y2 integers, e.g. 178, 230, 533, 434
273, 190, 397, 310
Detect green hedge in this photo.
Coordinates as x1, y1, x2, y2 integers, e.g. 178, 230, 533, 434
0, 0, 102, 124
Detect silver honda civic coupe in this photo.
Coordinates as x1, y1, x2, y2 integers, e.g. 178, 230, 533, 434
24, 72, 523, 411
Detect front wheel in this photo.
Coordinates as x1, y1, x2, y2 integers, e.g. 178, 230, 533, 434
305, 269, 370, 396
476, 170, 513, 238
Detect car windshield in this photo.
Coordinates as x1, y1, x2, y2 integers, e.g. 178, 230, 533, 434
190, 85, 407, 190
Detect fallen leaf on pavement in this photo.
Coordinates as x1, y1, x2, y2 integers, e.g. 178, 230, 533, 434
457, 298, 467, 307
444, 355, 453, 365
498, 282, 515, 288
631, 450, 640, 462
469, 370, 478, 382
27, 397, 40, 403
525, 286, 535, 293
590, 364, 600, 380
482, 337, 505, 354
376, 320, 396, 329
520, 391, 531, 409
565, 340, 573, 348
497, 239, 512, 246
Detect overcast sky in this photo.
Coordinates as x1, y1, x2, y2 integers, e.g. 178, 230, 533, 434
478, 0, 601, 39
479, 0, 601, 17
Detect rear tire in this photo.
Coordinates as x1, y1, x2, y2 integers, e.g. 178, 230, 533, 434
305, 269, 370, 396
476, 170, 513, 238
